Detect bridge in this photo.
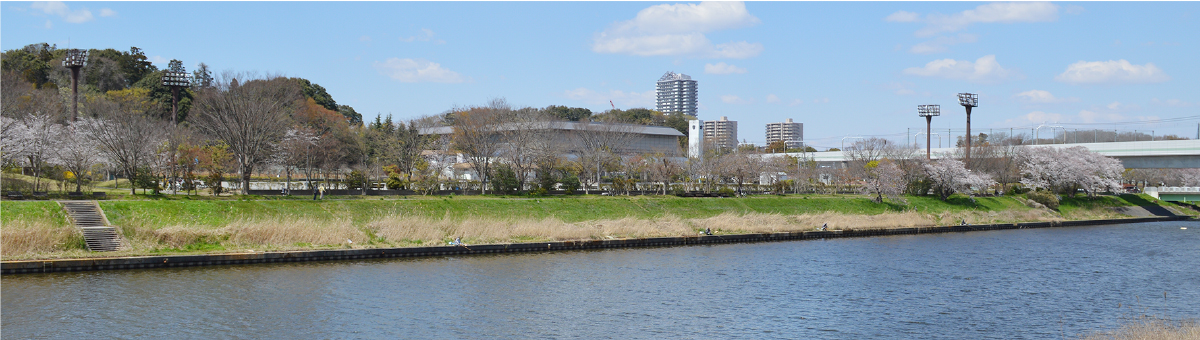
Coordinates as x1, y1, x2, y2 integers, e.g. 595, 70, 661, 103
1144, 187, 1200, 202
767, 140, 1200, 169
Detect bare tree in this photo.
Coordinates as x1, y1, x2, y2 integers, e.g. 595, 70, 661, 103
450, 99, 507, 194
500, 107, 550, 193
191, 74, 300, 194
645, 152, 682, 195
572, 121, 637, 194
81, 100, 167, 195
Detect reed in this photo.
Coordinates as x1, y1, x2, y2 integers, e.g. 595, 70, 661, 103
1078, 317, 1200, 340
0, 220, 84, 257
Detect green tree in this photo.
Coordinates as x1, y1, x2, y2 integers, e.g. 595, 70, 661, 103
542, 105, 592, 121
0, 43, 59, 89
119, 47, 157, 86
489, 165, 520, 195
133, 70, 193, 123
338, 104, 363, 125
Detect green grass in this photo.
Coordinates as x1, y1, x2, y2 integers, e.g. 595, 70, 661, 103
86, 194, 1037, 230
0, 201, 69, 228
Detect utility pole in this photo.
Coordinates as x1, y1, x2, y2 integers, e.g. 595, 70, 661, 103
61, 49, 88, 121
917, 104, 940, 160
957, 93, 978, 166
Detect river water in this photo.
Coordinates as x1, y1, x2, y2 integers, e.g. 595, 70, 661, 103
3, 221, 1198, 339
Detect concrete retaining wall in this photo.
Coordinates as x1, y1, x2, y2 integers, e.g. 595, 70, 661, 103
2, 216, 1189, 275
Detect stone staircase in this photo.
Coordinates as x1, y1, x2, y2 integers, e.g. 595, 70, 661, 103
59, 201, 124, 252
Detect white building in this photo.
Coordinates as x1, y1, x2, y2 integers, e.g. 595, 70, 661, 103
766, 118, 804, 149
656, 72, 698, 116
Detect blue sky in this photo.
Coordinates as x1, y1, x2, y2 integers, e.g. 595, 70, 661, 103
4, 1, 1197, 149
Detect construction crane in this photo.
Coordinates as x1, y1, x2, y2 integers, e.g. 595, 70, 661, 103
610, 100, 616, 110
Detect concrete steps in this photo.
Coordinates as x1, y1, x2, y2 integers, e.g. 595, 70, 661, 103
59, 201, 124, 252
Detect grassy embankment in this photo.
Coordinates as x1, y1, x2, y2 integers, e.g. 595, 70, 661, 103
1, 193, 1193, 260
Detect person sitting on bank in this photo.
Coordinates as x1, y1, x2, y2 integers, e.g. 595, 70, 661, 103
704, 228, 713, 235
820, 223, 828, 231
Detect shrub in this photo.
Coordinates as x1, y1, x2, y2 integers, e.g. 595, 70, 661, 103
1027, 190, 1059, 210
346, 170, 368, 190
560, 173, 580, 194
489, 165, 519, 195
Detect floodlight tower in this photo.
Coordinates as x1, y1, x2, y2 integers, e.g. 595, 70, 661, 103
61, 49, 88, 121
161, 70, 191, 126
957, 93, 978, 164
917, 104, 941, 160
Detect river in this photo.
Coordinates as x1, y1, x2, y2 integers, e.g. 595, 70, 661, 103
3, 221, 1198, 339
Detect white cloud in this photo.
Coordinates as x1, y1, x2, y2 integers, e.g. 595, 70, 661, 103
888, 2, 1059, 37
1054, 60, 1170, 84
373, 58, 465, 83
903, 55, 1014, 83
1016, 90, 1077, 103
1104, 101, 1141, 111
720, 95, 748, 104
359, 36, 371, 42
1004, 110, 1066, 126
704, 62, 747, 74
885, 11, 920, 22
44, 20, 52, 29
766, 94, 779, 103
31, 1, 94, 23
1151, 98, 1194, 107
99, 8, 116, 17
400, 29, 444, 44
1078, 110, 1123, 124
562, 87, 655, 108
592, 1, 762, 58
788, 99, 803, 106
150, 56, 168, 67
884, 81, 928, 96
909, 34, 977, 54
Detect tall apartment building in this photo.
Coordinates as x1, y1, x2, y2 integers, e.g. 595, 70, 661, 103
656, 72, 698, 116
765, 118, 804, 149
704, 116, 738, 151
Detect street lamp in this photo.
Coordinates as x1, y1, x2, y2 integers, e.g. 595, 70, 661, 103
918, 104, 940, 160
161, 70, 191, 126
61, 49, 88, 121
957, 93, 978, 165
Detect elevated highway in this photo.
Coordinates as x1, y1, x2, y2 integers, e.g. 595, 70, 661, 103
768, 140, 1200, 169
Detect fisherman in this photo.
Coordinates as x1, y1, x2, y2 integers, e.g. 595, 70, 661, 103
704, 228, 713, 235
820, 223, 828, 231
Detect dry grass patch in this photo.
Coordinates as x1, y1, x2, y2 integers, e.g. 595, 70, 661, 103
1, 220, 83, 258
138, 217, 369, 251
1078, 317, 1200, 340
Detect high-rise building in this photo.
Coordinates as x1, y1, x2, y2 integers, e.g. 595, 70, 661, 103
704, 116, 738, 151
766, 118, 804, 149
656, 72, 698, 116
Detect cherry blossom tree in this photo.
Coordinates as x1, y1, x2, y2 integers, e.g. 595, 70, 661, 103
925, 158, 995, 200
52, 121, 101, 193
1019, 146, 1123, 197
860, 159, 906, 203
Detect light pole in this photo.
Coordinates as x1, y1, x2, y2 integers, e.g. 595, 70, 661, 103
61, 49, 88, 121
161, 69, 190, 194
918, 104, 940, 160
161, 70, 190, 126
957, 93, 978, 165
